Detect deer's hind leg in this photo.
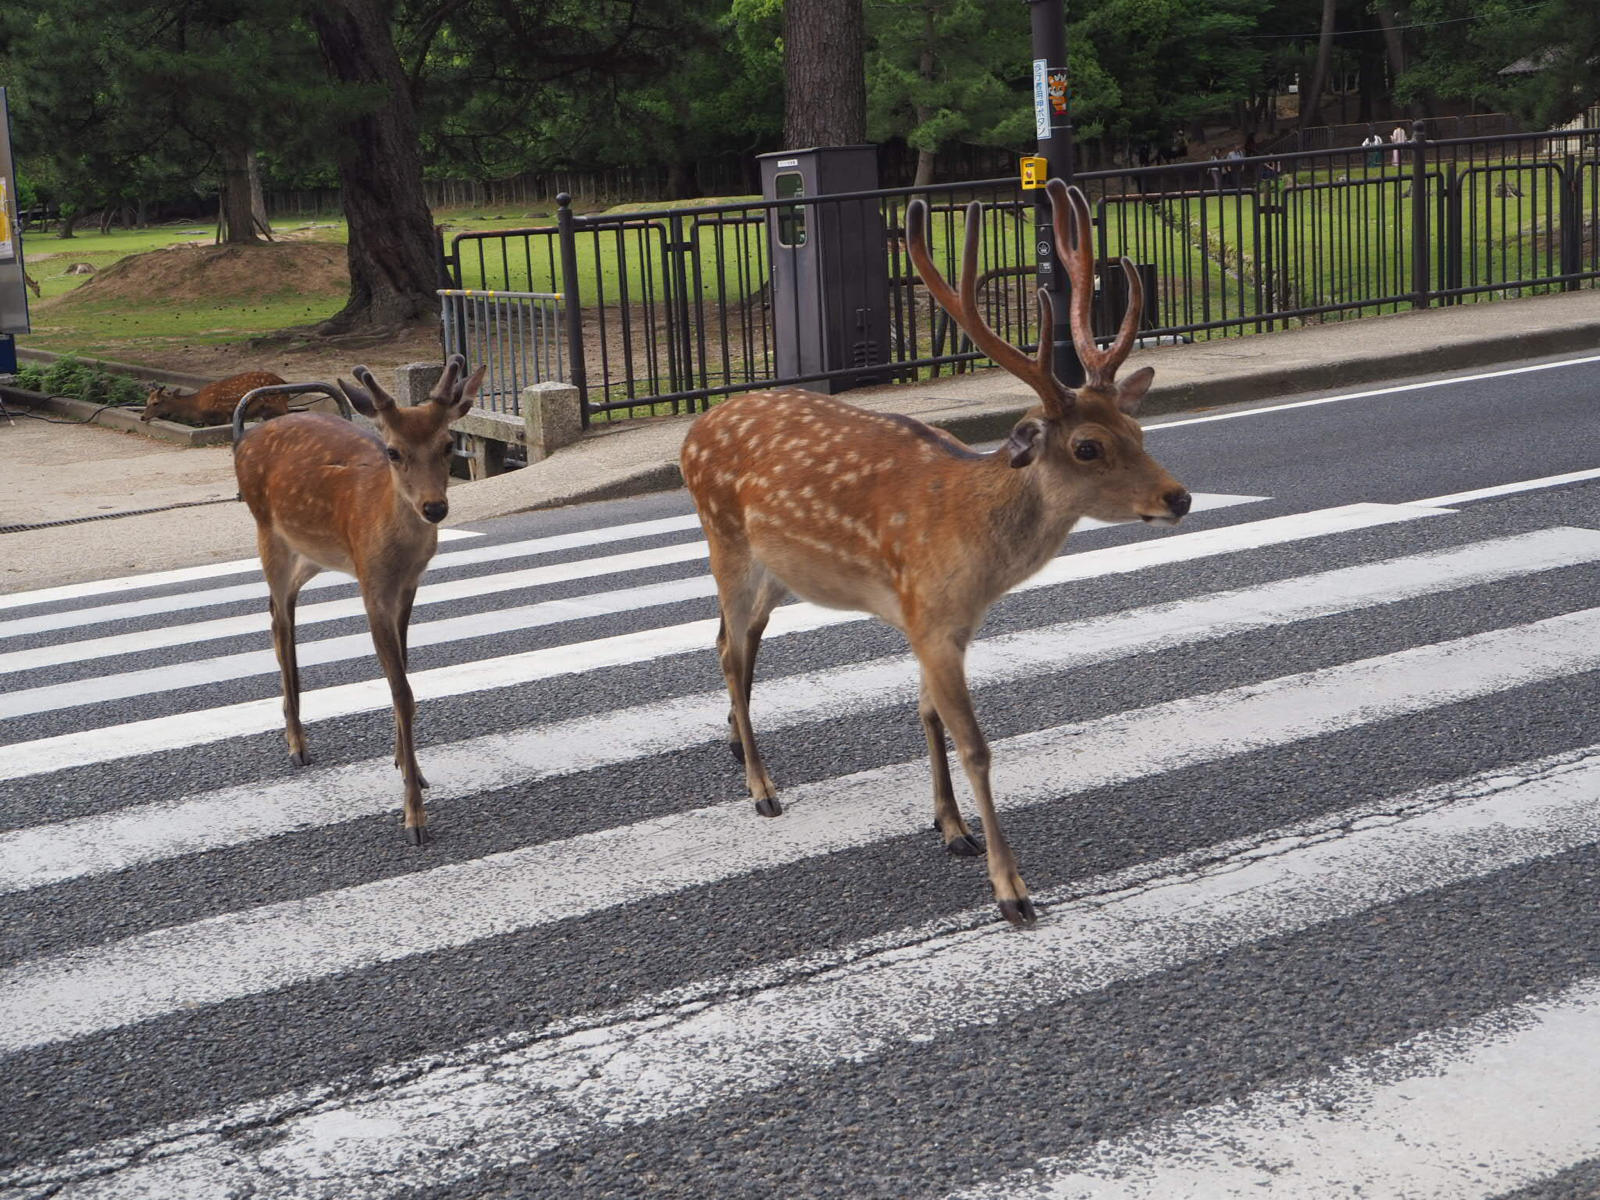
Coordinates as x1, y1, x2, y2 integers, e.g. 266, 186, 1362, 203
259, 529, 321, 766
919, 671, 982, 858
708, 538, 787, 817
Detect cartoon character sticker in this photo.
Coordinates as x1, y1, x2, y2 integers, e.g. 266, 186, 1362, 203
1047, 69, 1069, 116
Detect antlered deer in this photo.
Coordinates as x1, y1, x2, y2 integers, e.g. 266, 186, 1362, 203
143, 370, 290, 426
233, 355, 485, 843
680, 180, 1190, 924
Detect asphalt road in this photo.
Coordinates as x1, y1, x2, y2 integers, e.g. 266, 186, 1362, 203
1, 351, 1598, 1199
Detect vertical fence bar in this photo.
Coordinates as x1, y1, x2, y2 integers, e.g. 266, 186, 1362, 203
555, 193, 589, 426
1410, 121, 1432, 310
1561, 153, 1581, 290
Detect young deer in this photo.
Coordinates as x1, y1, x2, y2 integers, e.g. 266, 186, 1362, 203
680, 180, 1190, 925
233, 355, 484, 844
143, 370, 289, 426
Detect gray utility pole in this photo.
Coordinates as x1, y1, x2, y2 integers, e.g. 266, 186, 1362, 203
1027, 0, 1082, 385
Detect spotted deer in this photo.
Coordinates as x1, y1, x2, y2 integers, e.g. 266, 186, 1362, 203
233, 355, 484, 843
143, 370, 289, 426
679, 180, 1190, 925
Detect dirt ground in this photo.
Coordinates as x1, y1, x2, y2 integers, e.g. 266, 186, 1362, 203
1, 403, 239, 526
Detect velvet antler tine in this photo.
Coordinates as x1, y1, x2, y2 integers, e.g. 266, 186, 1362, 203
907, 195, 1062, 410
1106, 257, 1143, 370
1034, 289, 1055, 381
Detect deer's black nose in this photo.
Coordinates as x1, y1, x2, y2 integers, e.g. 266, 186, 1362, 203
1165, 489, 1192, 518
422, 501, 448, 524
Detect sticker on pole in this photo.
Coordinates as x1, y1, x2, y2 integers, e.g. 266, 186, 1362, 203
1033, 59, 1051, 141
1047, 68, 1069, 116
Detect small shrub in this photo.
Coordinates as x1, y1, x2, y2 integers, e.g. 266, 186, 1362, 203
29, 354, 145, 407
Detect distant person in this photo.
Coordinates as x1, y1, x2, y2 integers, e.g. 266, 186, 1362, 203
1361, 126, 1384, 168
1225, 144, 1245, 186
1390, 124, 1407, 166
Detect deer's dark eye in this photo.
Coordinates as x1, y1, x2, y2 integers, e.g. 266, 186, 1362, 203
385, 446, 402, 463
1073, 440, 1102, 462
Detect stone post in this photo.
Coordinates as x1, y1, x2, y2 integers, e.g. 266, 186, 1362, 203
521, 380, 582, 462
393, 362, 445, 407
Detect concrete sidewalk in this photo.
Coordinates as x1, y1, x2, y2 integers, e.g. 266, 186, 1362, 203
4, 287, 1599, 595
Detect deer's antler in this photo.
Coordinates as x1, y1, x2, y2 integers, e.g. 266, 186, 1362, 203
1047, 178, 1143, 390
905, 197, 1068, 418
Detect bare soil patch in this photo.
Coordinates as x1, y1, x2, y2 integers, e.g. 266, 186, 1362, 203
37, 241, 451, 384
50, 241, 348, 307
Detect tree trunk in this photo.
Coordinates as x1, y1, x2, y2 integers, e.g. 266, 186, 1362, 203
219, 145, 263, 244
912, 3, 936, 187
1374, 4, 1425, 117
307, 0, 440, 335
248, 151, 273, 241
1301, 0, 1337, 128
782, 0, 865, 147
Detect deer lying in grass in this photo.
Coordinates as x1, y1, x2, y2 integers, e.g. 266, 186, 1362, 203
233, 355, 484, 843
143, 370, 289, 426
680, 180, 1190, 924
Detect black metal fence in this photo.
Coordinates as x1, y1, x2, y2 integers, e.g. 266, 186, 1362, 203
444, 124, 1600, 424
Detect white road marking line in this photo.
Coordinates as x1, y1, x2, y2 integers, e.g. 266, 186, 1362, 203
6, 748, 1596, 1199
0, 495, 1270, 717
0, 502, 1444, 779
1148, 350, 1600, 431
3, 606, 1597, 1055
957, 978, 1600, 1200
0, 528, 482, 612
0, 494, 1266, 673
1411, 466, 1600, 508
0, 575, 715, 720
5, 526, 1595, 891
0, 539, 711, 642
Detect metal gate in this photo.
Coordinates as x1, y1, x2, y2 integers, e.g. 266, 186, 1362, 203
438, 289, 566, 415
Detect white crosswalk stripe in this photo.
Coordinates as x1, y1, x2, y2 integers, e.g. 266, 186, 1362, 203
3, 485, 1599, 1200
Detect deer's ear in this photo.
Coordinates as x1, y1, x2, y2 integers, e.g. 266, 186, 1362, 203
448, 364, 486, 418
1004, 417, 1047, 468
1116, 366, 1155, 415
338, 377, 379, 418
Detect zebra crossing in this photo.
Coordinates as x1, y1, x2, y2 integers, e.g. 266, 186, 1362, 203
2, 479, 1599, 1198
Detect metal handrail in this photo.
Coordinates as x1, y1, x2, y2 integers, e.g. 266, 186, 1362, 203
232, 382, 354, 446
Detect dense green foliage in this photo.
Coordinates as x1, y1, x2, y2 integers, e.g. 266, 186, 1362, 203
14, 354, 148, 407
1, 0, 1594, 220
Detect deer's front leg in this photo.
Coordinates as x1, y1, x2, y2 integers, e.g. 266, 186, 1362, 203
260, 534, 318, 767
365, 594, 428, 845
912, 636, 1035, 926
918, 672, 981, 857
393, 582, 428, 790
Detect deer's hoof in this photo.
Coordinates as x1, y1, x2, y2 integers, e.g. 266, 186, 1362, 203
728, 739, 746, 765
754, 795, 782, 818
997, 897, 1038, 927
405, 825, 429, 846
290, 748, 310, 767
945, 834, 983, 858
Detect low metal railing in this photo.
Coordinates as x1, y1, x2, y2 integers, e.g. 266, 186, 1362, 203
437, 288, 565, 415
443, 124, 1600, 424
